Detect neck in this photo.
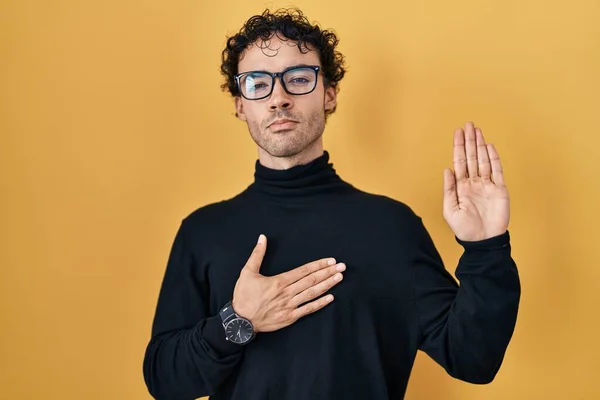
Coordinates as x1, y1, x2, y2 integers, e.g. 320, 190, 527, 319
249, 149, 352, 200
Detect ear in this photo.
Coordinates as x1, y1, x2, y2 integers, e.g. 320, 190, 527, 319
234, 96, 247, 121
324, 86, 337, 113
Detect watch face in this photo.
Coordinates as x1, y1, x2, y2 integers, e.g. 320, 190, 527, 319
225, 318, 254, 344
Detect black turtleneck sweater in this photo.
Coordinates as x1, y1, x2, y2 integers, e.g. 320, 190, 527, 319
143, 151, 520, 400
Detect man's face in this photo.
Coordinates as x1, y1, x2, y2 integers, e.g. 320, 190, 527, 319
235, 34, 337, 159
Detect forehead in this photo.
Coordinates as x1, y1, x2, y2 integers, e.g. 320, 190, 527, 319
237, 34, 320, 73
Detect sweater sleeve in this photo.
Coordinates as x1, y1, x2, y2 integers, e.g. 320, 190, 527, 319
143, 220, 244, 399
411, 218, 521, 384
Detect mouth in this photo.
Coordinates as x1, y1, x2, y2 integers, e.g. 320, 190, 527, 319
268, 119, 299, 131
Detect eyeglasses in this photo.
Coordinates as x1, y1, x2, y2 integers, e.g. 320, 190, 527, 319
234, 65, 321, 100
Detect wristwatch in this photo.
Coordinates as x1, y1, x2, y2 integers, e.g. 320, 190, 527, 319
219, 301, 255, 345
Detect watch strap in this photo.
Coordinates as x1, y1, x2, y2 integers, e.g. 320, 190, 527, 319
219, 301, 237, 326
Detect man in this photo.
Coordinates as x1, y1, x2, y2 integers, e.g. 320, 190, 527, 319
143, 8, 520, 400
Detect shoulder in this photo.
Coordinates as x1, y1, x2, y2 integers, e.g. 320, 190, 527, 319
350, 187, 422, 224
178, 190, 250, 234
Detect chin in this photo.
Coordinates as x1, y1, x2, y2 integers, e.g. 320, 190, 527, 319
256, 141, 306, 158
265, 148, 303, 158
251, 126, 321, 158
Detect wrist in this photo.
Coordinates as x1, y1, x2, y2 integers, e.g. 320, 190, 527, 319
456, 230, 510, 250
219, 301, 256, 345
231, 299, 256, 327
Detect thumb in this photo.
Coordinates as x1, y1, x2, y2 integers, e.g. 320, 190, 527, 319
243, 234, 267, 274
443, 168, 458, 217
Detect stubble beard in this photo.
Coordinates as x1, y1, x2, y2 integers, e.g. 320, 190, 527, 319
248, 109, 326, 158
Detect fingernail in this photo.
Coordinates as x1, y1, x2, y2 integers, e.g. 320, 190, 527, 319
328, 258, 336, 265
257, 234, 265, 244
336, 263, 346, 272
333, 273, 343, 282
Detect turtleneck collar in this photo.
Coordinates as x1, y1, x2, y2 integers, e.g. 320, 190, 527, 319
250, 150, 349, 198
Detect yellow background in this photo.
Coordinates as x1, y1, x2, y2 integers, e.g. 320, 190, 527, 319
2, 0, 599, 399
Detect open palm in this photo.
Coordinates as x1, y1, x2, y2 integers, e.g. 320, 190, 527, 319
443, 122, 510, 242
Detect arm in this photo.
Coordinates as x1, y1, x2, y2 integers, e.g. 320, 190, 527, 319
412, 219, 520, 383
143, 226, 347, 399
143, 220, 243, 400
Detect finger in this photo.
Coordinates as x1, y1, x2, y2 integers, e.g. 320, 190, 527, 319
289, 269, 344, 307
488, 144, 505, 185
290, 294, 334, 321
278, 258, 337, 287
243, 234, 267, 273
476, 128, 492, 181
443, 168, 458, 216
465, 122, 478, 178
287, 262, 346, 296
453, 128, 467, 181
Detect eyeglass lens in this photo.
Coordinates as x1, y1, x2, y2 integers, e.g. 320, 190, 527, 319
239, 67, 317, 99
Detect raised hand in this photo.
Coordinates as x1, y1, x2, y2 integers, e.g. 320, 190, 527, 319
232, 234, 345, 333
443, 122, 510, 242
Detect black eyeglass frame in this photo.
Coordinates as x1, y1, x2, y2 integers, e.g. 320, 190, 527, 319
234, 65, 321, 100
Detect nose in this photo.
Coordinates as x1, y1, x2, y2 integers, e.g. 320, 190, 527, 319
268, 78, 293, 111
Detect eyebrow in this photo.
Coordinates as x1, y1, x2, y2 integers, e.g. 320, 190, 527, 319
239, 63, 316, 75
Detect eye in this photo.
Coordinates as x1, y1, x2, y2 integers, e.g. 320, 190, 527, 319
289, 77, 309, 84
284, 68, 315, 86
241, 73, 271, 91
248, 83, 268, 92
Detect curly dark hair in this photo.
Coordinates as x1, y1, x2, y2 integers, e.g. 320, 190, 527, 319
220, 8, 346, 117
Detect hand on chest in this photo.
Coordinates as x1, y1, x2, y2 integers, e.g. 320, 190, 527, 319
206, 234, 414, 308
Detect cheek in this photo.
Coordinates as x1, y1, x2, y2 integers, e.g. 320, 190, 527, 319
301, 92, 326, 112
243, 103, 267, 125
300, 98, 325, 119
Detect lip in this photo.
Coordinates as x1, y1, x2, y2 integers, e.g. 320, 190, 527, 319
268, 119, 298, 130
